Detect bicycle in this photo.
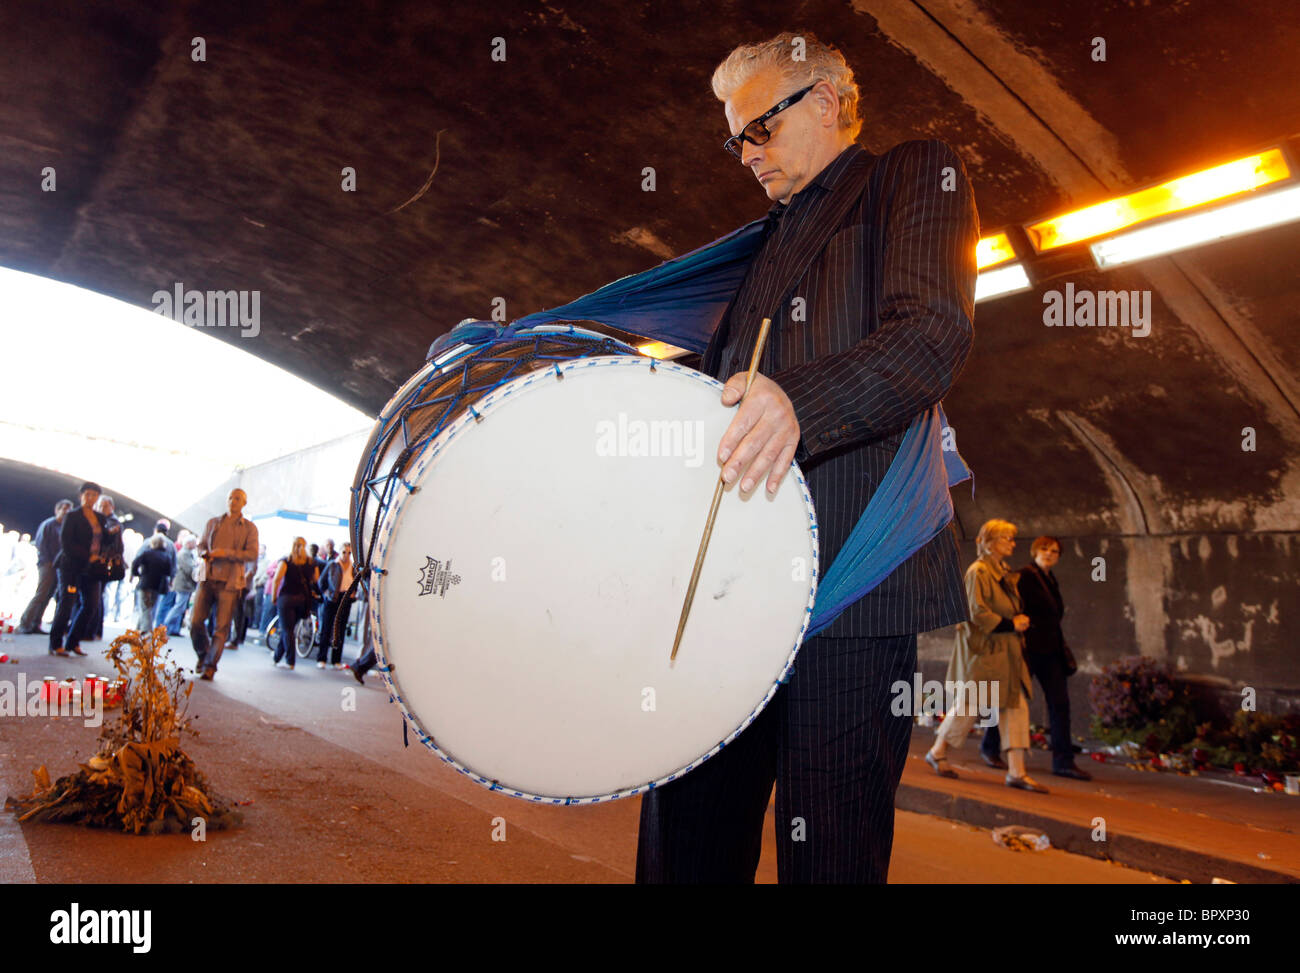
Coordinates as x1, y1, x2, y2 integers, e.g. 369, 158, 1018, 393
265, 612, 318, 660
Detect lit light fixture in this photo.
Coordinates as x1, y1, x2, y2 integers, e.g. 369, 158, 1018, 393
976, 232, 1016, 269
1091, 182, 1300, 269
1027, 148, 1291, 252
975, 263, 1032, 303
637, 340, 689, 359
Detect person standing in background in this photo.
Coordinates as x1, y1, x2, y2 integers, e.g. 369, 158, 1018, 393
313, 539, 337, 656
316, 541, 356, 670
49, 483, 116, 657
18, 498, 73, 635
249, 542, 268, 636
152, 527, 187, 629
130, 534, 173, 633
163, 534, 200, 636
191, 489, 259, 681
258, 555, 279, 633
926, 519, 1047, 793
1018, 536, 1091, 781
89, 495, 125, 642
91, 495, 126, 638
271, 537, 318, 670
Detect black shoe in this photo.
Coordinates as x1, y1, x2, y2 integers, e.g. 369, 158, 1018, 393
1072, 744, 1083, 753
24, 627, 48, 636
352, 667, 365, 686
1053, 766, 1093, 781
981, 752, 1008, 770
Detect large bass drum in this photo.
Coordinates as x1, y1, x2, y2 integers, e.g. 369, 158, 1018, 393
350, 324, 818, 804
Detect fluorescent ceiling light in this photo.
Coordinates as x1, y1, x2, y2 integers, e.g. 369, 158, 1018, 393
1028, 148, 1291, 252
975, 263, 1032, 303
976, 232, 1016, 270
1091, 182, 1300, 268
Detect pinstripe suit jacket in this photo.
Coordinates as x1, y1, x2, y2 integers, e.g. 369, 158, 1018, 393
704, 140, 978, 638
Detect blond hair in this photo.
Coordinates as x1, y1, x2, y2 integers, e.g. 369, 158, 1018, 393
711, 31, 861, 140
976, 519, 1017, 558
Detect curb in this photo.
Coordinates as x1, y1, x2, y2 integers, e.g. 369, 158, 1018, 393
896, 783, 1298, 885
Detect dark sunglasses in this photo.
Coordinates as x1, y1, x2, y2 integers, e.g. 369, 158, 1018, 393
723, 84, 816, 160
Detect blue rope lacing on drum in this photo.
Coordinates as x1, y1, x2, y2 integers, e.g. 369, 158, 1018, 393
350, 326, 640, 578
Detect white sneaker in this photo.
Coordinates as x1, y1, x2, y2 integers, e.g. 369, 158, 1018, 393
333, 663, 347, 671
317, 661, 326, 669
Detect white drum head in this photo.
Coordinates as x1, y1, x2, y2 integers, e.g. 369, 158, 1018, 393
372, 356, 818, 803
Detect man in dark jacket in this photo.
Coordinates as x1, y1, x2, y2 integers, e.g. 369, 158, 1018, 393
131, 534, 173, 634
149, 519, 178, 628
636, 33, 976, 884
18, 498, 73, 634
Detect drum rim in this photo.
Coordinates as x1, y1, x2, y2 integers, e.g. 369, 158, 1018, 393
369, 354, 820, 805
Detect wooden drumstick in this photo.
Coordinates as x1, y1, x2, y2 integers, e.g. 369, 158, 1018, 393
670, 317, 772, 663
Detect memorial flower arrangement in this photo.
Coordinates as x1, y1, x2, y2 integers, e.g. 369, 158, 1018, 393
1089, 655, 1298, 787
4, 627, 242, 834
1088, 655, 1195, 753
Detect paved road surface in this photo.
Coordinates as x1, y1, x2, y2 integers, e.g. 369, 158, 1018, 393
0, 626, 1168, 883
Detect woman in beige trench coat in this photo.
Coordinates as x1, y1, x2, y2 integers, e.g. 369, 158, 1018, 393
925, 519, 1047, 793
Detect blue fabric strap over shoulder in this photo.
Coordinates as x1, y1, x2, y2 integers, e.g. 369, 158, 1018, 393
430, 217, 972, 635
805, 403, 969, 637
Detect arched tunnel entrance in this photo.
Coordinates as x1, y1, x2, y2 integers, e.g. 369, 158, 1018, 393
0, 0, 1296, 901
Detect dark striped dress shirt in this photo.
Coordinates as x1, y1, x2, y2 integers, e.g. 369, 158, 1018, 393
703, 140, 979, 637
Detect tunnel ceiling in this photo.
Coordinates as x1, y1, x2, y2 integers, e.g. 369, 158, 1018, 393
2, 0, 1299, 537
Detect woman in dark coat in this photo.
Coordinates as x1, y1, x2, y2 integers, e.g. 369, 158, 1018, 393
48, 481, 117, 657
1019, 536, 1091, 780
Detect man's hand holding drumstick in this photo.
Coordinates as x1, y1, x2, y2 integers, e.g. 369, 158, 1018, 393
717, 372, 801, 496
671, 319, 803, 660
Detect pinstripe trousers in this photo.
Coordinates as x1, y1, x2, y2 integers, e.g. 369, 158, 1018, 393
635, 632, 917, 884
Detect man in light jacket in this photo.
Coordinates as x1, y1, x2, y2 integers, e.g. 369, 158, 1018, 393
191, 489, 259, 680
